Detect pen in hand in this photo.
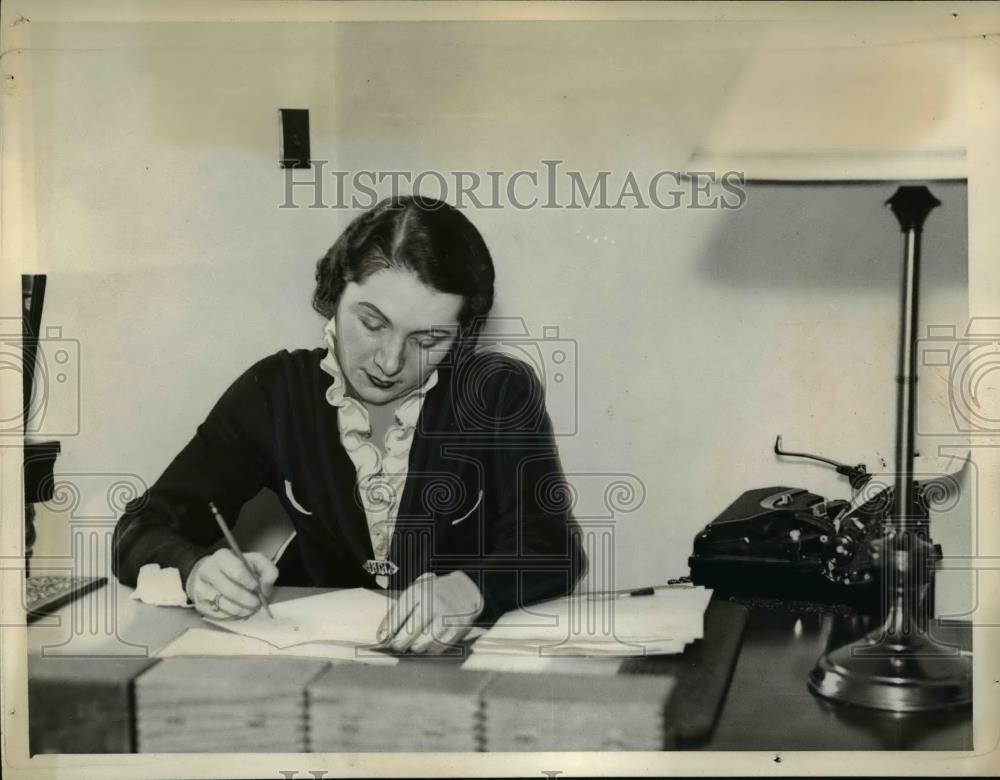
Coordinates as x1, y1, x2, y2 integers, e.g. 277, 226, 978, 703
208, 501, 275, 619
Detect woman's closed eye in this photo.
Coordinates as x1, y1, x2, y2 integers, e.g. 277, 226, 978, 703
414, 334, 446, 349
359, 309, 454, 349
414, 328, 457, 350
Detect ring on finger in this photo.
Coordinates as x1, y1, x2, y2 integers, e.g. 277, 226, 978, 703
208, 593, 222, 611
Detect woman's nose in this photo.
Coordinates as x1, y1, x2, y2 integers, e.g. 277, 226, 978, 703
374, 337, 406, 377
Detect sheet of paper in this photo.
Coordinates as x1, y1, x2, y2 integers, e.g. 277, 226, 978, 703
477, 585, 712, 655
204, 587, 391, 649
130, 563, 191, 608
159, 627, 399, 665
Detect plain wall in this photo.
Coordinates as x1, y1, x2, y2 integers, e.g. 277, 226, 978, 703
19, 21, 973, 615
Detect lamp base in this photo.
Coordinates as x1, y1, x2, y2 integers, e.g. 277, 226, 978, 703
808, 627, 972, 712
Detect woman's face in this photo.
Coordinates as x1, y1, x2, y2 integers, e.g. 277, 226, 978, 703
334, 267, 464, 406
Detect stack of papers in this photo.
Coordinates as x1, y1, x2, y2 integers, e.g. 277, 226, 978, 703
482, 671, 676, 751
460, 652, 622, 676
307, 664, 495, 752
473, 586, 712, 657
134, 657, 326, 752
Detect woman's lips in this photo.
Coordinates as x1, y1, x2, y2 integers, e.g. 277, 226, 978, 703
364, 371, 396, 389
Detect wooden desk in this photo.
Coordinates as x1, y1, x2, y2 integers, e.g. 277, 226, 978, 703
694, 602, 972, 751
26, 583, 972, 751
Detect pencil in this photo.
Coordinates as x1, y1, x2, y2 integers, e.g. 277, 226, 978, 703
208, 501, 275, 619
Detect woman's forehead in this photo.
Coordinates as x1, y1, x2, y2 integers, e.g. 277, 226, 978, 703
343, 267, 463, 328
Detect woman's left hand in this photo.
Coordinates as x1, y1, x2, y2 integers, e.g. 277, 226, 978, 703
376, 571, 484, 654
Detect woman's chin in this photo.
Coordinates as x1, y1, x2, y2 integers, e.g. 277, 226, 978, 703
358, 390, 399, 406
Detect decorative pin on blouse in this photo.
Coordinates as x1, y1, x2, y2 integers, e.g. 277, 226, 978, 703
363, 559, 399, 577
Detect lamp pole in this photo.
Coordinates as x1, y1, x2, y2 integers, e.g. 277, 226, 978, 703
807, 185, 972, 712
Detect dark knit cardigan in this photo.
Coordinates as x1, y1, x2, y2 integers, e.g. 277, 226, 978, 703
111, 348, 586, 623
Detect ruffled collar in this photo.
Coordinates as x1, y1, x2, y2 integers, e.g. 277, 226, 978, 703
318, 318, 439, 435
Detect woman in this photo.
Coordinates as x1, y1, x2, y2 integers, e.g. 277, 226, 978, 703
112, 196, 586, 654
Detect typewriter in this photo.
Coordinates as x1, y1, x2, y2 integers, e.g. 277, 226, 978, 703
688, 436, 941, 605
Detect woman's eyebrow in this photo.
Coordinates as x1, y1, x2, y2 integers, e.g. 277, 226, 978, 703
356, 302, 389, 322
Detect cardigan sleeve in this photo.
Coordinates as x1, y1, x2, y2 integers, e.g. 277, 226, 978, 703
111, 359, 276, 589
470, 359, 588, 623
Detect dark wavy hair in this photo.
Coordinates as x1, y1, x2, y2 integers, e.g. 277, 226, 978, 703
312, 196, 495, 347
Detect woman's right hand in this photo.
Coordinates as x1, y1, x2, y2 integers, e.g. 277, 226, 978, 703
185, 548, 279, 619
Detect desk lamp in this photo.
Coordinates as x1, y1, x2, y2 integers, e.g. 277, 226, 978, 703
807, 185, 973, 711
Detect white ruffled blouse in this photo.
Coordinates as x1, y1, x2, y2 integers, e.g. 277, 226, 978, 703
319, 318, 439, 588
